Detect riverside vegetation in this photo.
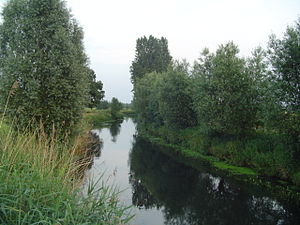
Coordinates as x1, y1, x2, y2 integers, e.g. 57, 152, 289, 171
0, 0, 132, 224
131, 18, 300, 198
83, 100, 135, 128
0, 118, 132, 224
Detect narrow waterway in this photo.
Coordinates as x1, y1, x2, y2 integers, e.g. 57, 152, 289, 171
84, 118, 300, 225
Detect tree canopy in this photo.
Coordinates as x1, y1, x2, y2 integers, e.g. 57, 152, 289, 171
110, 97, 122, 119
0, 0, 89, 136
87, 68, 105, 109
130, 35, 172, 87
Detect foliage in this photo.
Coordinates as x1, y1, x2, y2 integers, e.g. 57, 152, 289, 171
0, 0, 89, 136
268, 18, 300, 112
133, 72, 163, 126
129, 136, 297, 225
0, 121, 132, 224
158, 61, 197, 129
83, 108, 135, 127
192, 42, 259, 136
132, 19, 300, 186
84, 108, 112, 127
98, 100, 110, 109
268, 19, 300, 152
110, 97, 123, 119
87, 68, 105, 109
130, 35, 172, 87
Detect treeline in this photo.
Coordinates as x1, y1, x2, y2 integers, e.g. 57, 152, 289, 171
97, 98, 132, 111
132, 19, 300, 183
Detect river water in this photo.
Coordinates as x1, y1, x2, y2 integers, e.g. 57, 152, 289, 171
84, 118, 300, 225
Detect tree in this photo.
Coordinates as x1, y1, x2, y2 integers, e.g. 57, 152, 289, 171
0, 0, 89, 136
158, 61, 197, 129
268, 18, 300, 149
130, 35, 172, 87
192, 42, 258, 137
98, 100, 109, 110
133, 72, 163, 126
246, 47, 271, 128
87, 68, 105, 109
110, 97, 122, 119
268, 18, 300, 112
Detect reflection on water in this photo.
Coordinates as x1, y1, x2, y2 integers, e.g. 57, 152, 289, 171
86, 119, 300, 225
129, 136, 300, 225
109, 121, 122, 142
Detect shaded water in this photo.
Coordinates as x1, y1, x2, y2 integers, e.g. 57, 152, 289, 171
85, 118, 300, 225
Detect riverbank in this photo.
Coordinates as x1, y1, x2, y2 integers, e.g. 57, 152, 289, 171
83, 108, 135, 128
0, 118, 132, 224
138, 125, 300, 204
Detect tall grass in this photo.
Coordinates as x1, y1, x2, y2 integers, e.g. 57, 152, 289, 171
0, 120, 132, 224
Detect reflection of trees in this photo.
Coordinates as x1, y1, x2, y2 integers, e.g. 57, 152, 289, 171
129, 173, 159, 209
129, 136, 300, 225
82, 132, 103, 170
109, 121, 121, 142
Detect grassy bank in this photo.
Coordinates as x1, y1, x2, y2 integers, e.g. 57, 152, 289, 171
139, 125, 300, 201
0, 120, 132, 224
83, 108, 135, 127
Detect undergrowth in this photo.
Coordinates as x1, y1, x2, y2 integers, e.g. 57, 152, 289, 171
142, 124, 300, 185
83, 108, 134, 128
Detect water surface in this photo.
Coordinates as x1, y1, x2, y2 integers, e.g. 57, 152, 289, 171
85, 118, 300, 225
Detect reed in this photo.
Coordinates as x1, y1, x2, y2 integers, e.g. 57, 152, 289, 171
0, 119, 132, 224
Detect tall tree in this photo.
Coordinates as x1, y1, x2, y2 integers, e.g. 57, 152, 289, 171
130, 35, 172, 87
193, 42, 258, 136
133, 72, 163, 126
158, 61, 197, 129
87, 68, 105, 109
268, 18, 300, 149
0, 0, 89, 136
268, 18, 300, 112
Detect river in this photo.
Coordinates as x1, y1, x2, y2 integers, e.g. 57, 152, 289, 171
84, 118, 300, 225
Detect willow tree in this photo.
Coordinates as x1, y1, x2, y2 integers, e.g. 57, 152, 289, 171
193, 43, 258, 137
268, 18, 300, 152
0, 0, 89, 136
158, 61, 197, 129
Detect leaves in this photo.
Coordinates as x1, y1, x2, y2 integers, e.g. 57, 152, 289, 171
192, 42, 258, 136
130, 35, 172, 87
0, 0, 89, 136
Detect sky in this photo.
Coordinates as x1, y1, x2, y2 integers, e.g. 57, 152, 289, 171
0, 0, 300, 103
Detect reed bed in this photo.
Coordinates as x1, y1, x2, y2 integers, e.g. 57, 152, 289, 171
0, 120, 132, 224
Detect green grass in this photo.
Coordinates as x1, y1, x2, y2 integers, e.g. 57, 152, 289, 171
83, 108, 134, 128
120, 108, 135, 117
84, 108, 114, 126
0, 121, 133, 224
212, 161, 257, 176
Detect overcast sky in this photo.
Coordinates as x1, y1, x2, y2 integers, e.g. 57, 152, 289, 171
1, 0, 300, 103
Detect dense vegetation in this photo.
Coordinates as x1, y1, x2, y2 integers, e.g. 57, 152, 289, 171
0, 122, 132, 224
132, 19, 300, 185
0, 0, 104, 136
87, 68, 105, 109
0, 0, 129, 224
84, 102, 134, 128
